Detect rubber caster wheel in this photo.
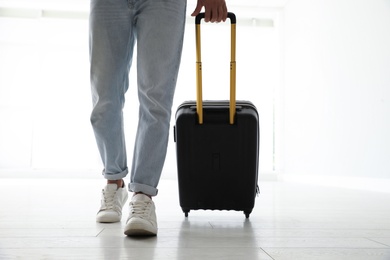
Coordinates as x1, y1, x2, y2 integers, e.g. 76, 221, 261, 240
183, 209, 190, 217
244, 211, 251, 219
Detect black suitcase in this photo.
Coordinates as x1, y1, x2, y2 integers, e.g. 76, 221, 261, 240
173, 13, 260, 218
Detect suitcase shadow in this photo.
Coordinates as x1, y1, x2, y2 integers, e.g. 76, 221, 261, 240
176, 217, 261, 257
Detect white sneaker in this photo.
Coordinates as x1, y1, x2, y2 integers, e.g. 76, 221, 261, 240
124, 194, 158, 236
96, 183, 128, 223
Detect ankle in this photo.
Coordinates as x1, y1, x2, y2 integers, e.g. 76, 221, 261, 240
134, 192, 152, 199
107, 179, 124, 188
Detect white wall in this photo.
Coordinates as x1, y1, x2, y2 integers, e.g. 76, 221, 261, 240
283, 0, 390, 179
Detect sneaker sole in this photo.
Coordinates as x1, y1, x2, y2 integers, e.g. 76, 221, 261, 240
124, 222, 157, 236
124, 228, 157, 236
96, 214, 121, 223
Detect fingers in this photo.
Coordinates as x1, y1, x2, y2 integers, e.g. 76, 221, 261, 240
191, 1, 203, 17
217, 4, 228, 22
192, 0, 228, 23
206, 0, 227, 23
205, 7, 212, 22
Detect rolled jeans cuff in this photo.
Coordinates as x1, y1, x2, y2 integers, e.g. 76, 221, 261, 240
102, 168, 128, 181
129, 183, 158, 197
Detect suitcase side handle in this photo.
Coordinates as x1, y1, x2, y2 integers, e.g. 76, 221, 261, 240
195, 12, 236, 125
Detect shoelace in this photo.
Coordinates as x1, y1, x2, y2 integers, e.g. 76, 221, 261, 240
130, 201, 151, 219
100, 189, 118, 211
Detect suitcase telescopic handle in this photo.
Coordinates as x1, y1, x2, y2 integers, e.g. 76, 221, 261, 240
195, 12, 237, 125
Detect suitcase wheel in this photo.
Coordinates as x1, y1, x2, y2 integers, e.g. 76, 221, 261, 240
244, 211, 251, 219
182, 209, 190, 217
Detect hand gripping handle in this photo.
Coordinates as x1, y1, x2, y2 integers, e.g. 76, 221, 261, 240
195, 12, 236, 125
195, 12, 236, 25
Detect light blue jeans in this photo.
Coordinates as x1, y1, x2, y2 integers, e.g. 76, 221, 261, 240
89, 0, 187, 196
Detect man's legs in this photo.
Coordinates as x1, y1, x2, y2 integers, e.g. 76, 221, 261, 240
124, 0, 186, 235
128, 0, 187, 197
90, 0, 137, 180
89, 0, 136, 222
89, 0, 186, 233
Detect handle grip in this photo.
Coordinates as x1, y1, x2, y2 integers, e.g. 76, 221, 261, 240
195, 12, 236, 25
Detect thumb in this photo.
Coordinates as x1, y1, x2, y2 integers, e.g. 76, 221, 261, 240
191, 2, 203, 16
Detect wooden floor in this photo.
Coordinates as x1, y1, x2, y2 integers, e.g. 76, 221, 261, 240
0, 177, 390, 260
